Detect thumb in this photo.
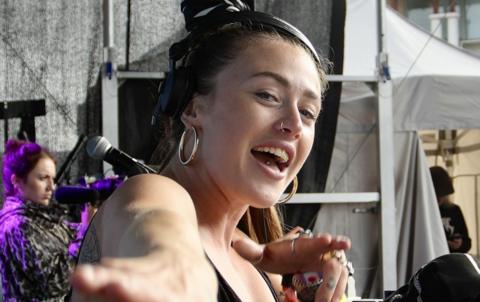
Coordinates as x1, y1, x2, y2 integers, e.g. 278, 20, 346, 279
232, 236, 265, 264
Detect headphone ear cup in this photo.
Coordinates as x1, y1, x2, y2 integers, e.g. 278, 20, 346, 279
169, 66, 193, 117
153, 65, 192, 122
156, 70, 176, 117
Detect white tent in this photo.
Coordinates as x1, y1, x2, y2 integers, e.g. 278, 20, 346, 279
313, 0, 480, 298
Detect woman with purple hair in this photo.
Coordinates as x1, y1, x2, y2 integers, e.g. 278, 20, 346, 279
0, 139, 84, 301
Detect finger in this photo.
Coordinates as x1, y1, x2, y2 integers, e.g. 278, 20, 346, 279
72, 264, 131, 294
261, 235, 333, 273
331, 266, 349, 301
313, 233, 332, 242
314, 259, 342, 302
73, 265, 162, 302
330, 235, 351, 251
283, 226, 304, 240
71, 265, 100, 293
284, 287, 299, 302
231, 236, 265, 264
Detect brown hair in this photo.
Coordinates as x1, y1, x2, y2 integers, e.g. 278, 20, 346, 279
152, 23, 329, 243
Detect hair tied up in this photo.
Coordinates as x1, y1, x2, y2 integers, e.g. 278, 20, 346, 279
19, 142, 41, 157
5, 139, 23, 154
181, 0, 253, 32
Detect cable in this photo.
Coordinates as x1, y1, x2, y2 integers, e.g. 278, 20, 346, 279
0, 32, 75, 126
394, 0, 458, 95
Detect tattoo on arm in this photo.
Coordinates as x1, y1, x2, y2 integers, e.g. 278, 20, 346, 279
78, 223, 101, 264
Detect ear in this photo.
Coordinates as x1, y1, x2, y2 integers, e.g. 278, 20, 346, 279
180, 94, 208, 128
11, 174, 19, 187
11, 174, 22, 192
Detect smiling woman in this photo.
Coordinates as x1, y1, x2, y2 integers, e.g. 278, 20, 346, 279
71, 1, 350, 302
0, 139, 86, 301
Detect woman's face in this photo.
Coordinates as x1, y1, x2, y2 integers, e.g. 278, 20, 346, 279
16, 157, 56, 206
193, 37, 322, 207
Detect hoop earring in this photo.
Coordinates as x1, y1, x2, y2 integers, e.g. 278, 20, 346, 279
278, 176, 298, 204
178, 126, 199, 166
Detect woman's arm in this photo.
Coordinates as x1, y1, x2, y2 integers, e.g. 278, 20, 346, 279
71, 174, 217, 302
232, 229, 350, 302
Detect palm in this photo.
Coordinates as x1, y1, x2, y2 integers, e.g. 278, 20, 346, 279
71, 253, 216, 302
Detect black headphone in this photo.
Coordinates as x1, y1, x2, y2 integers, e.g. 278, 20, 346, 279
152, 11, 320, 124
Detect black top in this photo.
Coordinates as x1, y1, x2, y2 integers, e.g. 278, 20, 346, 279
439, 203, 471, 253
207, 256, 280, 302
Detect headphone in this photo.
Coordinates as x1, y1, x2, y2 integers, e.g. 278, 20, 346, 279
152, 11, 320, 124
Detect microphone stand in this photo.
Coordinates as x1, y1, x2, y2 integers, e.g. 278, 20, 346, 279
55, 134, 88, 184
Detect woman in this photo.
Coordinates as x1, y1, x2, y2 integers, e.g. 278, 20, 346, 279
430, 166, 471, 253
72, 2, 351, 301
0, 139, 85, 301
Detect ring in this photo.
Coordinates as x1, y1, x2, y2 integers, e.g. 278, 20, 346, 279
331, 250, 347, 266
291, 237, 299, 255
291, 229, 313, 255
320, 250, 348, 266
299, 229, 313, 238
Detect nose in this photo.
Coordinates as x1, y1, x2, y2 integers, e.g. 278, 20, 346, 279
277, 107, 303, 139
47, 179, 55, 191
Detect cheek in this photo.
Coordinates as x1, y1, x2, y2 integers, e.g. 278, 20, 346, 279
30, 181, 43, 193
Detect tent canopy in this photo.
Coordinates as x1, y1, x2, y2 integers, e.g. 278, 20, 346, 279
344, 0, 480, 131
316, 0, 480, 297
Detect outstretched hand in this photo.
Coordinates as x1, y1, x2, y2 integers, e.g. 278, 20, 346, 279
232, 228, 351, 302
70, 251, 217, 302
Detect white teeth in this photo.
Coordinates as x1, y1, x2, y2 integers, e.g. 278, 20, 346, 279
253, 147, 289, 163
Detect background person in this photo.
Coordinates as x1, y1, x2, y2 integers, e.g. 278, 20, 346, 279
430, 166, 471, 253
71, 1, 351, 302
0, 139, 87, 301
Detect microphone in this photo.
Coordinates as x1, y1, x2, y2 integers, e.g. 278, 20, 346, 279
86, 136, 157, 176
55, 186, 100, 205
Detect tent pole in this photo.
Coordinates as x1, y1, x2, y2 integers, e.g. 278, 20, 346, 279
376, 0, 397, 294
101, 0, 118, 174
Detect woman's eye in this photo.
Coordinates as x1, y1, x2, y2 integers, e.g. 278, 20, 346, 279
255, 91, 278, 102
300, 109, 317, 120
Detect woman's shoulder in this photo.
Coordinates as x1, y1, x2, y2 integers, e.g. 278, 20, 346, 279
442, 201, 461, 211
106, 174, 195, 214
118, 174, 189, 197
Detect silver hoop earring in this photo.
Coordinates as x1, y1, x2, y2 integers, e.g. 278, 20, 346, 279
178, 127, 199, 166
278, 176, 298, 204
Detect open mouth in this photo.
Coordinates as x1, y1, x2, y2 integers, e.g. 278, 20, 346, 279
251, 146, 290, 172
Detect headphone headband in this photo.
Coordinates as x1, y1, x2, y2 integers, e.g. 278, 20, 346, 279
187, 11, 319, 63
153, 11, 320, 122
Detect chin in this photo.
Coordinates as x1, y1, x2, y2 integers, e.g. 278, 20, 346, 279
250, 193, 282, 208
37, 199, 50, 206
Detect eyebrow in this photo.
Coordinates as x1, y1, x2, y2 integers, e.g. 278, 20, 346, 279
251, 71, 320, 101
